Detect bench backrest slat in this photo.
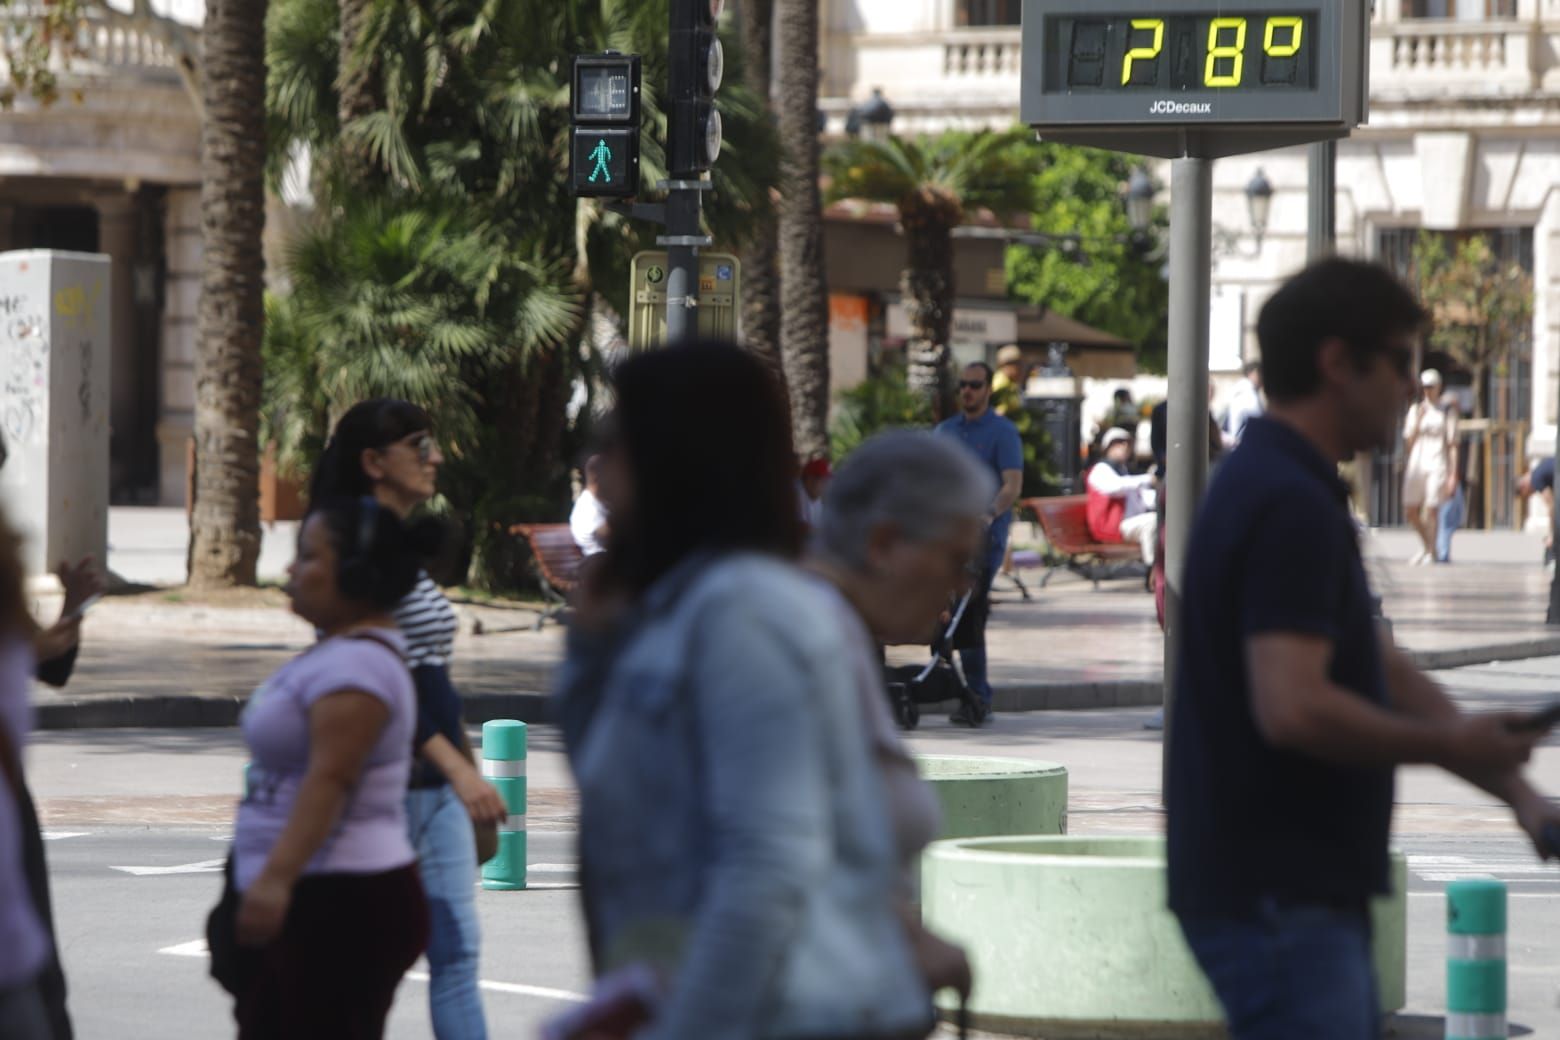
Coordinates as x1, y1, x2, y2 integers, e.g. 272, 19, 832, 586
511, 523, 583, 590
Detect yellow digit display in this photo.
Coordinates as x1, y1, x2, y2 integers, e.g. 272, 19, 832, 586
1264, 16, 1303, 57
1204, 17, 1247, 88
1121, 19, 1165, 85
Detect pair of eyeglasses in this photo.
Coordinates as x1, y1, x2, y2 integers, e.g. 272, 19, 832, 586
400, 432, 435, 463
958, 380, 986, 391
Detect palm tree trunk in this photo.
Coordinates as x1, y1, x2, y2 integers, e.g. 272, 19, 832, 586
188, 0, 267, 589
337, 0, 379, 183
738, 0, 783, 389
776, 0, 829, 458
901, 189, 960, 419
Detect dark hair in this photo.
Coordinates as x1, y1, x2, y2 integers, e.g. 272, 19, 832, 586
309, 398, 432, 503
1114, 388, 1132, 403
963, 361, 994, 385
1243, 359, 1262, 376
1258, 259, 1427, 404
308, 496, 443, 610
600, 341, 803, 596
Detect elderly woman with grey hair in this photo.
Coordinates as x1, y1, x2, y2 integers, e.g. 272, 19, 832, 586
806, 429, 997, 1012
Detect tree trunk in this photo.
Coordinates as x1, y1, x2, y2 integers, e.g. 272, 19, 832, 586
738, 0, 784, 391
188, 0, 267, 589
900, 188, 960, 419
776, 0, 829, 459
336, 0, 380, 183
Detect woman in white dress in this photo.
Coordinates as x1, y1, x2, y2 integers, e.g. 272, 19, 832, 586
1402, 369, 1459, 564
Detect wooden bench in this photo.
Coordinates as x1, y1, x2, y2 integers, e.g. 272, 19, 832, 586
508, 523, 585, 629
1020, 495, 1144, 589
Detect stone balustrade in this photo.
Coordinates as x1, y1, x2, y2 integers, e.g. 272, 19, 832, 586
942, 30, 1022, 83
0, 13, 182, 85
1371, 19, 1540, 96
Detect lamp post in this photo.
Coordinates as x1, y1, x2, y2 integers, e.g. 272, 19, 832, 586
848, 87, 895, 140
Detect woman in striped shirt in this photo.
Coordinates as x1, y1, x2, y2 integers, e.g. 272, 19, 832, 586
310, 399, 506, 1040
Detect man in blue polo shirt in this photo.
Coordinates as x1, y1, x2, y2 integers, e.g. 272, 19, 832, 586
935, 361, 1023, 726
1168, 258, 1560, 1039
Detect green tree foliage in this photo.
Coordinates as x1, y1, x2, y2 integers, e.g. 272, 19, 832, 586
262, 0, 779, 588
824, 130, 1039, 416
828, 360, 934, 462
1006, 145, 1170, 372
1409, 231, 1533, 420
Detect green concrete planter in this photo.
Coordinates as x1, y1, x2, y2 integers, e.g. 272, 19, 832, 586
922, 835, 1407, 1038
916, 755, 1069, 840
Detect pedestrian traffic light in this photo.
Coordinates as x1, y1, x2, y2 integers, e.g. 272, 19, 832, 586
668, 0, 724, 176
570, 53, 641, 198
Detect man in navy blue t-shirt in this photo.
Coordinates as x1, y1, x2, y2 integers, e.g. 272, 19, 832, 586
935, 362, 1023, 725
1168, 258, 1559, 1039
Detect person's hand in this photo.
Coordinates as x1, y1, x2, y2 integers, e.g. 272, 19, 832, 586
454, 772, 509, 826
236, 873, 292, 947
1440, 714, 1540, 776
1443, 475, 1459, 502
34, 614, 82, 663
1512, 789, 1560, 862
1518, 474, 1533, 498
910, 923, 973, 999
56, 556, 102, 620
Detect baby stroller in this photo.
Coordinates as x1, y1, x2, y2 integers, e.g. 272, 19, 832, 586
883, 586, 985, 730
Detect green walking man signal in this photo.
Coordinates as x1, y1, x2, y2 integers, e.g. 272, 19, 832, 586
571, 54, 641, 198
588, 139, 613, 183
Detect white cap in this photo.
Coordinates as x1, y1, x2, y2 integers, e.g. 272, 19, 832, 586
1101, 428, 1133, 450
1420, 368, 1442, 387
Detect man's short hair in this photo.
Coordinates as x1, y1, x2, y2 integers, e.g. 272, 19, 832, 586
963, 361, 994, 385
1257, 259, 1427, 404
1114, 388, 1132, 403
1243, 359, 1262, 376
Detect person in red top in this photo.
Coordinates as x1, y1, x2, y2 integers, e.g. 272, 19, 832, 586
1086, 428, 1158, 563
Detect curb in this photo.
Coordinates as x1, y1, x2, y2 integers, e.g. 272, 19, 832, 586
34, 691, 555, 731
29, 638, 1560, 730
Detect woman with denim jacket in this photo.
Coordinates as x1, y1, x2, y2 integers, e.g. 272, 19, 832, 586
309, 400, 507, 1039
555, 342, 932, 1040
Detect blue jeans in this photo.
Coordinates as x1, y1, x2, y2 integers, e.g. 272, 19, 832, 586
406, 785, 487, 1040
1436, 485, 1465, 563
1179, 902, 1378, 1040
958, 526, 1009, 708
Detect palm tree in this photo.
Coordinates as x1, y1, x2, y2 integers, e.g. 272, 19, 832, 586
825, 130, 1038, 416
776, 0, 829, 458
188, 0, 269, 589
737, 0, 783, 384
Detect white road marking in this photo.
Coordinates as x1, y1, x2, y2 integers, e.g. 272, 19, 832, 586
111, 858, 227, 876
404, 971, 585, 1004
41, 831, 89, 841
155, 941, 585, 1003
526, 863, 577, 873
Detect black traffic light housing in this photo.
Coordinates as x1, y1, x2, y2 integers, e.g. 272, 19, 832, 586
668, 0, 724, 177
570, 53, 641, 198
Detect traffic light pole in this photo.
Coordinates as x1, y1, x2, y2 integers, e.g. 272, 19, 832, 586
1162, 156, 1213, 793
661, 182, 710, 344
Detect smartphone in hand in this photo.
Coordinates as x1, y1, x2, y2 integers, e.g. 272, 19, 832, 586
1507, 702, 1560, 734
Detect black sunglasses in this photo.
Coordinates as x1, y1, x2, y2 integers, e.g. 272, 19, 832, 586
958, 379, 987, 390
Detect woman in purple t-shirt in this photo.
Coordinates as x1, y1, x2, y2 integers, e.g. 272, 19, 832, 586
226, 496, 440, 1038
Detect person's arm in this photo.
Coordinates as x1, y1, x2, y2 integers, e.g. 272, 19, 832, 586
1248, 633, 1534, 773
420, 733, 507, 824
640, 600, 830, 1040
236, 689, 389, 946
1086, 464, 1152, 498
1379, 638, 1560, 857
1402, 403, 1420, 451
992, 469, 1022, 518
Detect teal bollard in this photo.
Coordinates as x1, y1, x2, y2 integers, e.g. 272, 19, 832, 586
1446, 879, 1506, 1040
480, 720, 527, 891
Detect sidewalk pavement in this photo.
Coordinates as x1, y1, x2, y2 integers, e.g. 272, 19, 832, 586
27, 509, 1560, 728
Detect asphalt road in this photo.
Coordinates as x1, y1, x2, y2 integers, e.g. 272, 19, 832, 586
28, 651, 1560, 1038
47, 826, 589, 1039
